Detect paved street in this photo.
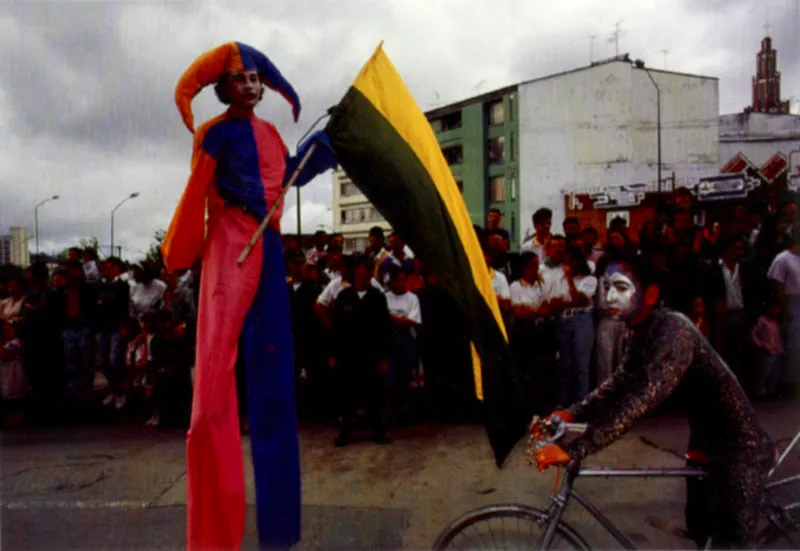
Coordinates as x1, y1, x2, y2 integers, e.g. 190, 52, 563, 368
2, 398, 798, 550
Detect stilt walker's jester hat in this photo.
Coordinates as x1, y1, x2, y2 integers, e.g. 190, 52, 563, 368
175, 41, 301, 133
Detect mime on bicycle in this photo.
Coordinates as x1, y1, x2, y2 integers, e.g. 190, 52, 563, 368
533, 256, 775, 549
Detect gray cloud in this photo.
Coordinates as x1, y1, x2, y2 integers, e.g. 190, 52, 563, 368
1, 0, 797, 261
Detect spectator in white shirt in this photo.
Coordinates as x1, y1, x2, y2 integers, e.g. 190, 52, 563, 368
305, 230, 328, 267
767, 239, 800, 390
0, 276, 25, 324
549, 247, 597, 406
323, 245, 344, 283
486, 248, 511, 311
378, 232, 415, 285
510, 252, 556, 415
129, 264, 167, 321
709, 236, 748, 380
384, 267, 422, 425
315, 256, 383, 328
520, 208, 553, 260
365, 226, 389, 267
82, 248, 102, 284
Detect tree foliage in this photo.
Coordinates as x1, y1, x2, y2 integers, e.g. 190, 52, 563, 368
146, 229, 166, 266
56, 236, 99, 261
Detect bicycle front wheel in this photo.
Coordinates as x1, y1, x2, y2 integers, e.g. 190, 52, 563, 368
756, 506, 799, 549
433, 504, 590, 550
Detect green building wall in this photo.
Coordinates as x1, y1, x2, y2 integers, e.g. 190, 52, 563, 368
428, 88, 520, 250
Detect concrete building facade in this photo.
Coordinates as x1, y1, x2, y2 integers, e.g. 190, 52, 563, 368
0, 227, 30, 267
332, 167, 391, 252
518, 55, 719, 240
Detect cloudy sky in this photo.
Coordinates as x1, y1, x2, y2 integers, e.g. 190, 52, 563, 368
1, 0, 797, 260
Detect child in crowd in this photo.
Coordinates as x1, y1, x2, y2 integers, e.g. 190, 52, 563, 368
751, 300, 784, 399
124, 313, 155, 418
1, 321, 27, 425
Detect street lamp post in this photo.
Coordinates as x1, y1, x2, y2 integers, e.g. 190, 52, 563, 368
34, 195, 60, 257
111, 192, 140, 258
636, 59, 662, 211
296, 186, 302, 245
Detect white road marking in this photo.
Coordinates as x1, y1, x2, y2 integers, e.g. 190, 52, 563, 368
1, 500, 150, 510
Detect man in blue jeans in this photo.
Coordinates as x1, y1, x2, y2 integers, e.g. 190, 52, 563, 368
542, 238, 597, 406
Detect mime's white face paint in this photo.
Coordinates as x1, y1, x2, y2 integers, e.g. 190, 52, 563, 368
605, 271, 638, 320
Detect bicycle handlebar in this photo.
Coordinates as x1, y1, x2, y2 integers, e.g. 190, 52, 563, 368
527, 415, 587, 452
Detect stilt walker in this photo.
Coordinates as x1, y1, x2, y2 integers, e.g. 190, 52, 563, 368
162, 42, 335, 550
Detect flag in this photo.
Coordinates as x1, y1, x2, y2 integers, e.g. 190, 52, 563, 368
324, 43, 527, 467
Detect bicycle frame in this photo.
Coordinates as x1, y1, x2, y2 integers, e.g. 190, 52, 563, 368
537, 462, 708, 550
536, 427, 800, 550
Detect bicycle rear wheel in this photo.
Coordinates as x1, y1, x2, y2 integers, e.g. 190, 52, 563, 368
432, 504, 590, 550
756, 506, 799, 549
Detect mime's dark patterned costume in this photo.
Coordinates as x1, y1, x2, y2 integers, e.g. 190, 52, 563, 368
564, 308, 775, 548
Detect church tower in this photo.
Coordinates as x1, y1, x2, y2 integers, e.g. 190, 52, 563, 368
750, 35, 791, 114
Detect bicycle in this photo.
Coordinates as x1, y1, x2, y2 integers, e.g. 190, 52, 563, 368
433, 417, 800, 550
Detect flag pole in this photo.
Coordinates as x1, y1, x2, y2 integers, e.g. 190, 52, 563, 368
237, 142, 317, 265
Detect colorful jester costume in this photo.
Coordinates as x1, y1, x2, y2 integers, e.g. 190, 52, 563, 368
162, 42, 334, 550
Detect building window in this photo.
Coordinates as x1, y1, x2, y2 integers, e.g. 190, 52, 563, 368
488, 100, 505, 125
488, 136, 505, 164
441, 112, 462, 131
489, 176, 505, 202
341, 181, 359, 197
442, 145, 464, 166
509, 132, 515, 162
340, 210, 346, 224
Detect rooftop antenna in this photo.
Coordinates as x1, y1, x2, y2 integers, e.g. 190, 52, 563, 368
426, 89, 441, 109
608, 20, 623, 56
661, 49, 669, 69
590, 34, 597, 62
473, 80, 486, 93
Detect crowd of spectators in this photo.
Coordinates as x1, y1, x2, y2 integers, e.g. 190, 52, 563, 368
0, 247, 198, 428
1, 189, 798, 447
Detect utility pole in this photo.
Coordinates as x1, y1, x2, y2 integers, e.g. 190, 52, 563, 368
34, 195, 59, 258
661, 49, 669, 69
590, 35, 597, 63
609, 21, 623, 56
111, 192, 140, 258
296, 186, 302, 245
636, 59, 662, 214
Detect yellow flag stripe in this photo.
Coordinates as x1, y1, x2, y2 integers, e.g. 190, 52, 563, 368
350, 45, 507, 399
